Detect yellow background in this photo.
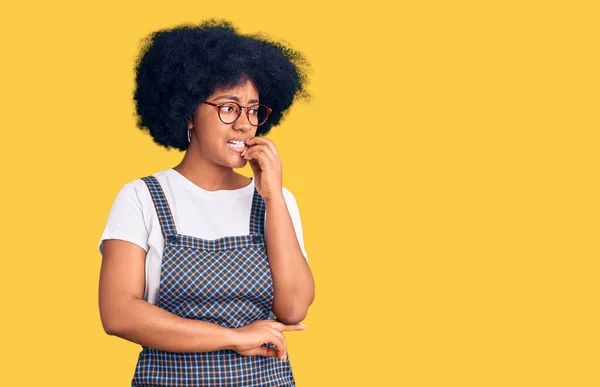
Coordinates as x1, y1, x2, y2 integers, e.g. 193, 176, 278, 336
1, 0, 598, 386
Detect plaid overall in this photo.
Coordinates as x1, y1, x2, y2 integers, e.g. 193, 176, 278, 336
131, 175, 296, 386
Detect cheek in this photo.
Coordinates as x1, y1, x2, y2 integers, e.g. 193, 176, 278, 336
196, 118, 222, 144
198, 124, 234, 159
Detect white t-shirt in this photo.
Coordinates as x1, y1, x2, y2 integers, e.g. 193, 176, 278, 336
98, 168, 308, 314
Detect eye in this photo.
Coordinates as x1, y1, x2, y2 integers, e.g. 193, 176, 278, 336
248, 106, 259, 115
220, 103, 238, 113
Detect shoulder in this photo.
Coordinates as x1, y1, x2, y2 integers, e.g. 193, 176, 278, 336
116, 177, 149, 200
112, 169, 172, 206
132, 169, 173, 191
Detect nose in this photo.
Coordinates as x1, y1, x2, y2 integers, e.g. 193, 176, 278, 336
232, 107, 253, 131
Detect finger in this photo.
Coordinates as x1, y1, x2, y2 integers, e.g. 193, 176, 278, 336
248, 158, 261, 175
244, 149, 275, 169
266, 327, 288, 361
266, 327, 287, 361
243, 145, 275, 162
268, 321, 307, 332
245, 136, 278, 157
239, 345, 279, 358
259, 345, 280, 358
244, 152, 268, 171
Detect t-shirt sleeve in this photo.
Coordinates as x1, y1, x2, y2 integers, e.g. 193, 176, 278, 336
98, 181, 149, 254
264, 188, 308, 262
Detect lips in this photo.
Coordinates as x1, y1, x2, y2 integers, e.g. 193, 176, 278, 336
227, 139, 247, 152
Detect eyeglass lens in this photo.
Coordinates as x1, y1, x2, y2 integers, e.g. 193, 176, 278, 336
218, 103, 269, 125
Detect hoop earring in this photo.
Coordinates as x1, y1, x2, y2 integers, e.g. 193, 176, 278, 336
188, 127, 192, 143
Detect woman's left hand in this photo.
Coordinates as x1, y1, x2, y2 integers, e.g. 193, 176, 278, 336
241, 136, 283, 203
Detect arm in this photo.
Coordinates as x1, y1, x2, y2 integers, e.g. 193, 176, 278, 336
98, 181, 300, 356
264, 194, 315, 325
98, 239, 235, 352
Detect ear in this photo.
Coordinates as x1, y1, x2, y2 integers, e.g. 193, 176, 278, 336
187, 115, 194, 128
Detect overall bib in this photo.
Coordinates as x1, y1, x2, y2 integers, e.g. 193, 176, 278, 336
132, 175, 296, 386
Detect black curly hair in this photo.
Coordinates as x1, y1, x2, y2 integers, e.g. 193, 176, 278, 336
132, 19, 310, 151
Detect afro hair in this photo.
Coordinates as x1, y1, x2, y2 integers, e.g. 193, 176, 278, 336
132, 19, 311, 151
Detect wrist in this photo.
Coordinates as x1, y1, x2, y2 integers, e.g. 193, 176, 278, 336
264, 193, 285, 206
222, 327, 238, 351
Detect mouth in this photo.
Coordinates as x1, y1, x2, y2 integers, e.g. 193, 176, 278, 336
227, 139, 247, 153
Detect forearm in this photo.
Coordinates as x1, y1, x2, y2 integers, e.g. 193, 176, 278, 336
103, 297, 235, 353
265, 195, 315, 324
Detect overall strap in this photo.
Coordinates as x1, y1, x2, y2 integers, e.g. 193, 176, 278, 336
141, 176, 178, 242
249, 187, 266, 236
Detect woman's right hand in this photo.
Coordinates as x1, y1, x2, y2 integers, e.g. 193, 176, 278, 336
230, 320, 306, 361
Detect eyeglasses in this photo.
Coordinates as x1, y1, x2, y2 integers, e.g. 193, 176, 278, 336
202, 101, 272, 126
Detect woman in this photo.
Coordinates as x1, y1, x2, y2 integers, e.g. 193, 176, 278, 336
98, 19, 314, 386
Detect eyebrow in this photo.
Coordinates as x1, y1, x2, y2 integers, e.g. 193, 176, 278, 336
213, 95, 259, 104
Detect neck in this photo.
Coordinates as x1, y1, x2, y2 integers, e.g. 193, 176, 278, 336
173, 150, 240, 192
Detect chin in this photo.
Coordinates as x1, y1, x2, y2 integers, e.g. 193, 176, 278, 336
229, 156, 247, 168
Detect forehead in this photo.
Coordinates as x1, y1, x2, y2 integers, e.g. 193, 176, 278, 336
210, 79, 259, 98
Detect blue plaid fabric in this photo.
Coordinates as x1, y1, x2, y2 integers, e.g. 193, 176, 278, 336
132, 176, 295, 386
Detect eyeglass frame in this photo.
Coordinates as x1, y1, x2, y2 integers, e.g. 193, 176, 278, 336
201, 101, 273, 126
